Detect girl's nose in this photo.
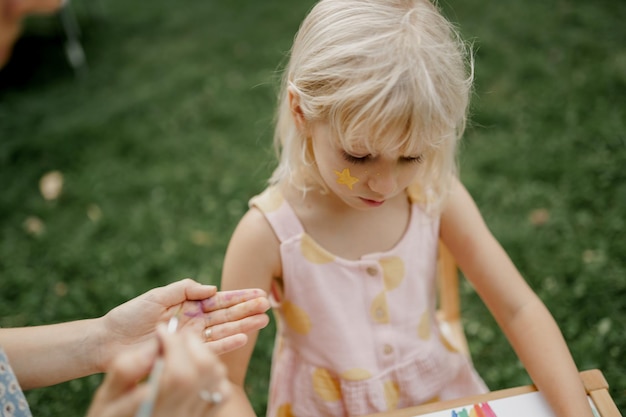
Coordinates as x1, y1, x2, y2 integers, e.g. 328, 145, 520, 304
367, 167, 397, 196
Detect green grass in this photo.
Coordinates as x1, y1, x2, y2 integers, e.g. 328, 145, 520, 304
1, 0, 624, 415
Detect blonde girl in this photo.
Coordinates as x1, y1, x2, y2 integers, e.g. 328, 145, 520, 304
218, 1, 594, 416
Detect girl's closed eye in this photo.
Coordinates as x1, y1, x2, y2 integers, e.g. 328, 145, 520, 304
342, 151, 370, 164
402, 155, 424, 164
342, 151, 424, 165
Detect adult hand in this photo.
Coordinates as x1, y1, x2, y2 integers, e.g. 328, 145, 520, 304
97, 279, 270, 372
86, 325, 230, 417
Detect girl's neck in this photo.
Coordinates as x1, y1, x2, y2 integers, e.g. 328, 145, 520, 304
282, 184, 412, 260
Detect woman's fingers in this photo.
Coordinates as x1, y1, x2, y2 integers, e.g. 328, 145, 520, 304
88, 385, 149, 417
149, 279, 217, 311
102, 342, 157, 398
88, 322, 236, 417
86, 343, 157, 417
184, 331, 231, 415
152, 329, 231, 417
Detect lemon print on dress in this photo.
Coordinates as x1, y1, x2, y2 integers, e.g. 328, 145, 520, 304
424, 395, 440, 404
276, 403, 294, 417
417, 310, 431, 340
341, 368, 372, 381
384, 380, 400, 410
282, 301, 312, 335
379, 257, 405, 291
253, 187, 283, 213
301, 234, 335, 264
370, 292, 390, 324
313, 368, 342, 402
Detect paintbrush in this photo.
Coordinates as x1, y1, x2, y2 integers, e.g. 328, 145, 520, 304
134, 307, 182, 417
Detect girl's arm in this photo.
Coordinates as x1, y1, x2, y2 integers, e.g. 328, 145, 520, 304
0, 279, 270, 390
216, 208, 281, 417
440, 178, 594, 417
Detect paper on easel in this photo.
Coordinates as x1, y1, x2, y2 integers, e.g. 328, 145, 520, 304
409, 392, 600, 417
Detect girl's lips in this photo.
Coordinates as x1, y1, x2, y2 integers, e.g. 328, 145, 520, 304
360, 197, 384, 207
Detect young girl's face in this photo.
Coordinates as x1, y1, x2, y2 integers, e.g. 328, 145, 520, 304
310, 122, 423, 209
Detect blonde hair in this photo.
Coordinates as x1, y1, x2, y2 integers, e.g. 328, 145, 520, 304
269, 0, 473, 211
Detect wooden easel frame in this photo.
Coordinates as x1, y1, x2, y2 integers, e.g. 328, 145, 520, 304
364, 369, 621, 417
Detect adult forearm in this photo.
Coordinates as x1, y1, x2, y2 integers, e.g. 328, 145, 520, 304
503, 297, 594, 417
0, 318, 106, 389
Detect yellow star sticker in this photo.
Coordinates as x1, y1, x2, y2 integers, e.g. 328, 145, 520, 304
334, 168, 359, 190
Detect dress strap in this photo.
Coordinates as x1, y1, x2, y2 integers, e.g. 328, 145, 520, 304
249, 187, 304, 243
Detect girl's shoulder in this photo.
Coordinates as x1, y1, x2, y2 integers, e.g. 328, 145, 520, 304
249, 185, 285, 214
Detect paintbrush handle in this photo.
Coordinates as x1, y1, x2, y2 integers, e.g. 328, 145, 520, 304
134, 357, 165, 417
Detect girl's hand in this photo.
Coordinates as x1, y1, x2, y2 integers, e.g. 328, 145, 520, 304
86, 327, 231, 417
97, 279, 270, 372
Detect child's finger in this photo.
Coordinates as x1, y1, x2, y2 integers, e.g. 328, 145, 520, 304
206, 334, 249, 355
200, 288, 268, 312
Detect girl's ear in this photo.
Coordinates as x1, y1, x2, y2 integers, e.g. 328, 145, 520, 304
288, 87, 308, 134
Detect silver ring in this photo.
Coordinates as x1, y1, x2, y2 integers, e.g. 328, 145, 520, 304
199, 389, 223, 405
203, 327, 213, 341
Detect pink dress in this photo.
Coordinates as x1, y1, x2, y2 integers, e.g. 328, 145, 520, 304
250, 187, 488, 417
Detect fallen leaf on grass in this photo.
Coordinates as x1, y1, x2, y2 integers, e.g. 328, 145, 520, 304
39, 171, 64, 201
87, 204, 103, 222
582, 249, 605, 264
529, 208, 550, 226
191, 230, 211, 246
23, 216, 45, 236
55, 282, 68, 297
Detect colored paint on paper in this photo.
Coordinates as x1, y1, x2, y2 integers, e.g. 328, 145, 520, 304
481, 402, 497, 417
456, 409, 469, 417
473, 403, 486, 417
451, 402, 497, 417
